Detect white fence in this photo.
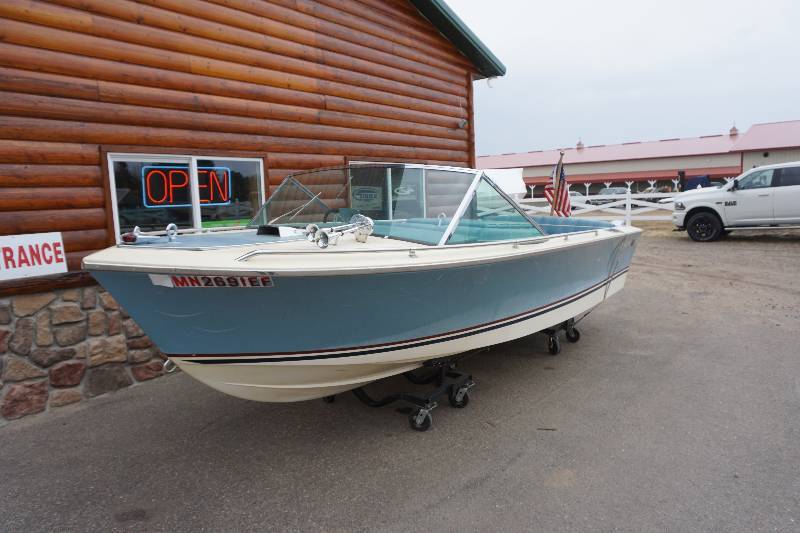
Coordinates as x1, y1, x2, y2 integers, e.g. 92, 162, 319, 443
517, 191, 675, 225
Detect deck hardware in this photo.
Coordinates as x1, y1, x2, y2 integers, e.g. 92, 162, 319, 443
165, 223, 178, 242
163, 359, 177, 373
309, 215, 374, 249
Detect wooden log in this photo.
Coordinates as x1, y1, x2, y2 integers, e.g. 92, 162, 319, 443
0, 139, 99, 164
0, 164, 101, 187
268, 198, 346, 212
0, 66, 100, 101
44, 0, 467, 100
0, 117, 471, 163
7, 0, 464, 107
0, 44, 321, 114
267, 154, 345, 169
0, 66, 467, 142
310, 0, 471, 63
0, 19, 465, 119
67, 249, 95, 271
0, 271, 96, 297
0, 44, 465, 130
132, 0, 465, 87
171, 0, 469, 79
0, 208, 107, 234
0, 187, 105, 211
0, 91, 468, 151
258, 0, 473, 72
342, 157, 469, 167
352, 0, 432, 31
267, 169, 299, 185
61, 229, 109, 252
266, 173, 349, 190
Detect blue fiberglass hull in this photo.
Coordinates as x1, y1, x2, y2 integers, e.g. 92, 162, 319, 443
91, 236, 634, 357
88, 229, 639, 401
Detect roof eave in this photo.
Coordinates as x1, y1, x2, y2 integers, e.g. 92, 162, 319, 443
409, 0, 506, 79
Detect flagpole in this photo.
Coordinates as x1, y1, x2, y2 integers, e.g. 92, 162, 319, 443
550, 151, 565, 216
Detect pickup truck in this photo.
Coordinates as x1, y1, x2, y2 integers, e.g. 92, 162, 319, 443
672, 161, 800, 241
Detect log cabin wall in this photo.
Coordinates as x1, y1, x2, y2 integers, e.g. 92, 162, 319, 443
0, 0, 479, 290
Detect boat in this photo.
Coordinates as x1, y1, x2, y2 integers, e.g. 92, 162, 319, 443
83, 163, 640, 404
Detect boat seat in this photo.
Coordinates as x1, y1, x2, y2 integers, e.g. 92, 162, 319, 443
372, 217, 545, 245
370, 216, 614, 244
531, 215, 614, 235
372, 219, 450, 245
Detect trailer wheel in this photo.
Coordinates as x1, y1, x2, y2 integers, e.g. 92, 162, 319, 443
566, 328, 581, 343
448, 386, 470, 408
548, 335, 561, 355
409, 409, 432, 431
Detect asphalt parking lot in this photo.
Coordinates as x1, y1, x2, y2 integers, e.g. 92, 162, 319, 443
1, 226, 799, 532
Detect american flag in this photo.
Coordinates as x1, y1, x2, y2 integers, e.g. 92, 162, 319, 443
543, 152, 571, 217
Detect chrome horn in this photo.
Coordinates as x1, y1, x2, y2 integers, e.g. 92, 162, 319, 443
304, 224, 320, 242
313, 215, 374, 249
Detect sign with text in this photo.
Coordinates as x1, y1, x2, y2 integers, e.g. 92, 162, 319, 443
142, 166, 232, 208
0, 232, 67, 281
351, 186, 383, 211
149, 274, 273, 288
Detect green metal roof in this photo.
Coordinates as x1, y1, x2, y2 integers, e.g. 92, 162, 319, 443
409, 0, 506, 79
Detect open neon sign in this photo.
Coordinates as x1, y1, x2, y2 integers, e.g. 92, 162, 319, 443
141, 166, 232, 208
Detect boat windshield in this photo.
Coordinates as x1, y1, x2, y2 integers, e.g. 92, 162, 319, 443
248, 164, 544, 245
446, 178, 545, 244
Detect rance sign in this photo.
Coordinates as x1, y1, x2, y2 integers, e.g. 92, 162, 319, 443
0, 232, 67, 281
142, 166, 232, 208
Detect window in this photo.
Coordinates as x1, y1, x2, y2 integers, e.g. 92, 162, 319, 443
346, 165, 426, 221
777, 166, 800, 187
108, 154, 264, 239
447, 178, 543, 244
425, 169, 475, 218
346, 166, 475, 245
737, 169, 773, 190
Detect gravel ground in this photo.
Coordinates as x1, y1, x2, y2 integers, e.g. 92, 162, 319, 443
1, 226, 799, 532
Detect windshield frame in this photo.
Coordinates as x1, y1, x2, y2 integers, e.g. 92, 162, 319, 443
249, 163, 547, 246
437, 171, 546, 245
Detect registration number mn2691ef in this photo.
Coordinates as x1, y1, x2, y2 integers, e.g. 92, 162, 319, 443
149, 274, 273, 288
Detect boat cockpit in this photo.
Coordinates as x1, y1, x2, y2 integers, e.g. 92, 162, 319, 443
120, 163, 616, 248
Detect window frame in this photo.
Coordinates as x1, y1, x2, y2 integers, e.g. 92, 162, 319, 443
106, 152, 266, 243
440, 173, 545, 245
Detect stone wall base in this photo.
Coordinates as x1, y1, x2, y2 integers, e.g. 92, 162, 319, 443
0, 285, 165, 422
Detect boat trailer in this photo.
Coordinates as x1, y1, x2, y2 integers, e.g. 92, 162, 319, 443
323, 318, 582, 432
322, 357, 475, 432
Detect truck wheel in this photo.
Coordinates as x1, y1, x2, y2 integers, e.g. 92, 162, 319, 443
686, 212, 722, 242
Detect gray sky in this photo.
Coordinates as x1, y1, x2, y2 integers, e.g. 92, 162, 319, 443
446, 0, 800, 156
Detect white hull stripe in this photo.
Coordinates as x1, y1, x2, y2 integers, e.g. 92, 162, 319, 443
175, 268, 628, 365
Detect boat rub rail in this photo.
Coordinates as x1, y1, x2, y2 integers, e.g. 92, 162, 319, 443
83, 226, 638, 277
